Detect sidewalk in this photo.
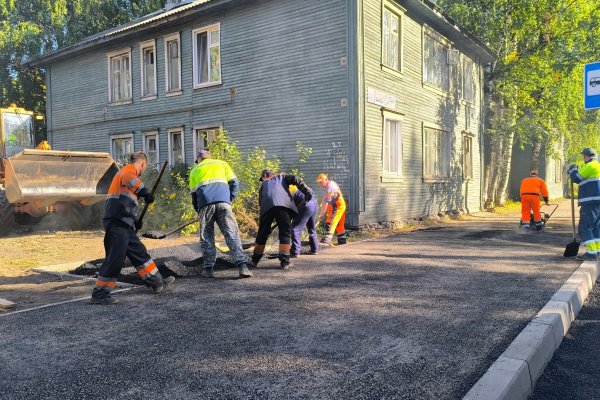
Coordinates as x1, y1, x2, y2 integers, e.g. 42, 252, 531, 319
0, 200, 586, 399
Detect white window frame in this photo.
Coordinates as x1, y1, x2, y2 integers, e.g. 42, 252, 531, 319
143, 130, 160, 170
462, 56, 475, 103
110, 133, 134, 165
167, 127, 185, 165
140, 40, 157, 100
192, 23, 222, 88
382, 111, 403, 178
164, 33, 182, 95
381, 2, 404, 75
463, 132, 474, 180
193, 124, 222, 156
107, 48, 132, 104
422, 27, 450, 94
423, 124, 451, 181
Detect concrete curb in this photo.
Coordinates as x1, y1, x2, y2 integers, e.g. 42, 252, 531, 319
463, 260, 600, 400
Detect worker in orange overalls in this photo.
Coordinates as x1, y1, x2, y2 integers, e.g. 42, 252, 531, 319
316, 173, 347, 245
520, 170, 549, 231
90, 151, 174, 304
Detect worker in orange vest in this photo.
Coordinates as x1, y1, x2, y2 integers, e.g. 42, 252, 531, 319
520, 170, 549, 231
316, 173, 347, 244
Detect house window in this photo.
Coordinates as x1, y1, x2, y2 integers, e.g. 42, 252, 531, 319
164, 34, 181, 93
193, 24, 221, 88
423, 30, 449, 92
108, 50, 132, 103
140, 41, 156, 98
143, 131, 159, 169
382, 4, 403, 72
194, 126, 221, 155
423, 126, 450, 179
383, 113, 403, 176
463, 134, 474, 180
110, 133, 133, 165
168, 128, 184, 165
554, 158, 562, 183
463, 57, 475, 103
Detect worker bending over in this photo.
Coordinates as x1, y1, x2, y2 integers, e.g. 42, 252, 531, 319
316, 173, 347, 245
189, 149, 253, 279
569, 148, 600, 261
289, 184, 319, 257
91, 152, 174, 304
250, 169, 314, 269
520, 170, 549, 231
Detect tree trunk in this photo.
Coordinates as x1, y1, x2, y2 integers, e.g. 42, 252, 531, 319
494, 131, 515, 206
484, 133, 502, 208
530, 137, 542, 173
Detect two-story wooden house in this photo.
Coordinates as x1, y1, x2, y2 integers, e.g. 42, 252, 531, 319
26, 0, 495, 226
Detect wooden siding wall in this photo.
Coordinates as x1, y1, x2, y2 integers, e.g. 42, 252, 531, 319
358, 0, 485, 224
46, 0, 349, 198
509, 142, 565, 200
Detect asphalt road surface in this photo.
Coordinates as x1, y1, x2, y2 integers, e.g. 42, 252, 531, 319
0, 203, 587, 399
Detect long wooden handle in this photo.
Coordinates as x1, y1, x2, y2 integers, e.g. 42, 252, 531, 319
136, 160, 168, 231
570, 180, 576, 240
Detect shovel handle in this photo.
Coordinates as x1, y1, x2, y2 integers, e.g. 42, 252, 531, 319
570, 180, 577, 240
136, 160, 168, 232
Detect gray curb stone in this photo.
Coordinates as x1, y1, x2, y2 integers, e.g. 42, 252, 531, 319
463, 261, 599, 400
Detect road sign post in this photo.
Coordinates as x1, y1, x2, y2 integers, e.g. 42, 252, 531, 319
584, 61, 600, 110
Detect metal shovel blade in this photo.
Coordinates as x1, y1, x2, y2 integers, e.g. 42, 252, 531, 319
564, 240, 580, 257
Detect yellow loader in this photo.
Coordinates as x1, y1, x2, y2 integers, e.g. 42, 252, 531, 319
0, 104, 119, 235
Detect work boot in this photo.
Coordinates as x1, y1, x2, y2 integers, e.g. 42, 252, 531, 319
279, 254, 292, 270
238, 263, 253, 278
576, 252, 599, 261
144, 274, 176, 293
337, 232, 348, 245
320, 234, 333, 244
249, 253, 262, 268
522, 223, 530, 231
90, 288, 118, 304
202, 267, 215, 278
534, 222, 543, 232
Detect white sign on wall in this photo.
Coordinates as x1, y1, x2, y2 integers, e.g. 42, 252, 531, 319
367, 87, 397, 109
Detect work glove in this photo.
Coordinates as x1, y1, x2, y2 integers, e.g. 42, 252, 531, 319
135, 219, 143, 231
304, 190, 313, 203
138, 188, 155, 204
568, 164, 578, 173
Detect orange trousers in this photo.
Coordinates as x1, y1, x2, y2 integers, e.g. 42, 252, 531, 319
325, 200, 346, 235
521, 195, 541, 223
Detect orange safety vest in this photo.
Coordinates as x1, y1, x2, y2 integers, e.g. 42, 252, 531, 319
103, 164, 145, 226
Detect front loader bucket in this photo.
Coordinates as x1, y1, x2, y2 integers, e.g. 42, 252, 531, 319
4, 149, 119, 207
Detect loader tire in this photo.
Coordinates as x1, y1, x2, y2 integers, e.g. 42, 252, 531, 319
0, 191, 15, 237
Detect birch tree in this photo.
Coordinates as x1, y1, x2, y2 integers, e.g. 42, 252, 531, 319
437, 0, 600, 205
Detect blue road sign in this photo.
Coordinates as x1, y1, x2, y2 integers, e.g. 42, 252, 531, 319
585, 61, 600, 110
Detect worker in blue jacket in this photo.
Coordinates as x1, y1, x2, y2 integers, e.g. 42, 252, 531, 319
568, 147, 600, 261
249, 169, 313, 269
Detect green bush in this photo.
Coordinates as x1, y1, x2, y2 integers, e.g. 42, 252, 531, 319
140, 129, 311, 237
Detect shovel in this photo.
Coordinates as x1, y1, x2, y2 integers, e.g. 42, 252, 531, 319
136, 160, 168, 233
142, 219, 196, 239
564, 180, 580, 257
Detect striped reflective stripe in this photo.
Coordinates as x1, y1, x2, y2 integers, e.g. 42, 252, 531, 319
108, 194, 120, 199
127, 178, 140, 189
254, 244, 266, 254
579, 177, 600, 185
575, 172, 584, 181
133, 183, 145, 194
582, 239, 595, 246
578, 196, 600, 203
95, 278, 117, 289
136, 259, 158, 278
120, 191, 138, 202
194, 178, 228, 190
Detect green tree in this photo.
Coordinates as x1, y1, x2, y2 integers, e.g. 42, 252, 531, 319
437, 0, 600, 204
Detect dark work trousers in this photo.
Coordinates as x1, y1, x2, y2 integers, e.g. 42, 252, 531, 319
255, 207, 293, 250
291, 201, 319, 255
99, 219, 155, 280
578, 204, 600, 255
